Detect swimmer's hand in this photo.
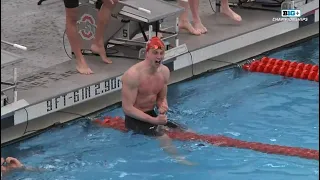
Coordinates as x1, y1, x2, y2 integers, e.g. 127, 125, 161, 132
158, 103, 168, 114
6, 157, 23, 168
155, 114, 167, 125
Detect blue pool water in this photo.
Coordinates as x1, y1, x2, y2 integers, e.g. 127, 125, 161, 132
2, 37, 319, 180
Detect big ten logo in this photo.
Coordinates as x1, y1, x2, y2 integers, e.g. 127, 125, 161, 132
282, 10, 301, 18
77, 14, 97, 40
280, 1, 300, 18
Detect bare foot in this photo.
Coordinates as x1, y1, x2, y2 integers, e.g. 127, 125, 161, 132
76, 58, 93, 75
193, 21, 207, 34
220, 7, 242, 22
91, 43, 113, 64
179, 20, 201, 35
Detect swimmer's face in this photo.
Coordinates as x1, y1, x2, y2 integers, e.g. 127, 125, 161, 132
147, 48, 165, 67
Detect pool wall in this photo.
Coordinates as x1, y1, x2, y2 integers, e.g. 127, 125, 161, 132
1, 21, 319, 146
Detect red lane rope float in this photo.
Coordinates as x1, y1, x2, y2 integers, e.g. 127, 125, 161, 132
242, 57, 319, 82
93, 116, 319, 161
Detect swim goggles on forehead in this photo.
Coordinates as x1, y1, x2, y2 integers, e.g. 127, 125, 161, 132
147, 44, 165, 52
151, 45, 164, 50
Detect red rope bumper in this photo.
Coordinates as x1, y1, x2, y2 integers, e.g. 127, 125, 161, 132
243, 57, 319, 82
94, 117, 319, 161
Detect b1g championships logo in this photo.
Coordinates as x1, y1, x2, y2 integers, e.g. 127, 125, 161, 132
272, 1, 308, 22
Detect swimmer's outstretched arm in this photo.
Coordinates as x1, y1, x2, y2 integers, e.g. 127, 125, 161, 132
3, 166, 46, 175
23, 166, 46, 172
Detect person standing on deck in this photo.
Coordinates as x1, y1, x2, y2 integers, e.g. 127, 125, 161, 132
178, 0, 242, 35
63, 0, 117, 75
121, 37, 194, 165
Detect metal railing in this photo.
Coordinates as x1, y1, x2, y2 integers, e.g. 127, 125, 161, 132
1, 68, 18, 105
1, 40, 27, 106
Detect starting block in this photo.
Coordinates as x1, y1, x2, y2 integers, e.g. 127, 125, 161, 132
75, 0, 184, 59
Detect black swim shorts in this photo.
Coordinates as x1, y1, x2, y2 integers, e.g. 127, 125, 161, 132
125, 110, 188, 137
63, 0, 104, 9
125, 110, 164, 136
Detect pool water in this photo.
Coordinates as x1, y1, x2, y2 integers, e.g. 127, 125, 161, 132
2, 37, 319, 180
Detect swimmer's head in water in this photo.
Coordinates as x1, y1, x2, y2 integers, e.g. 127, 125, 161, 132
146, 36, 165, 67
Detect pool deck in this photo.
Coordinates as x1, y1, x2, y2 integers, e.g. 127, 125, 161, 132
1, 0, 319, 144
4, 9, 280, 105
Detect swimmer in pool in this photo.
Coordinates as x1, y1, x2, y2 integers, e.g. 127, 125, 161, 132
1, 157, 24, 174
121, 36, 194, 166
1, 157, 43, 176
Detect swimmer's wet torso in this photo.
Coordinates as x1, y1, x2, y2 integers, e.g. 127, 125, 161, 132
133, 65, 166, 113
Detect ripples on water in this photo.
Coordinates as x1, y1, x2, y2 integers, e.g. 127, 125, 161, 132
2, 38, 319, 180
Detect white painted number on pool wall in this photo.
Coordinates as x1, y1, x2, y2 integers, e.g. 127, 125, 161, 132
46, 76, 122, 112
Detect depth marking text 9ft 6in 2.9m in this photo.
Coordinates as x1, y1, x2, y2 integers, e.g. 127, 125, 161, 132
46, 76, 122, 112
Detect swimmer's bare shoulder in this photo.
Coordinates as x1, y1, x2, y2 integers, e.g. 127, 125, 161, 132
160, 64, 170, 82
122, 64, 140, 87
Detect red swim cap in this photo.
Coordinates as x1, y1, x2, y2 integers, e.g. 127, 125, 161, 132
146, 36, 165, 52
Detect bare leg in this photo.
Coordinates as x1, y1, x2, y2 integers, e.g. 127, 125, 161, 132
158, 134, 195, 165
91, 1, 113, 64
220, 0, 242, 22
65, 8, 93, 74
189, 0, 207, 34
178, 0, 201, 35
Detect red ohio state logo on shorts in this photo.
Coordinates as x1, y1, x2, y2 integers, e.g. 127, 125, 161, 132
77, 14, 97, 40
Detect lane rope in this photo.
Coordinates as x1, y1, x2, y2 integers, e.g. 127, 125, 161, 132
93, 116, 319, 161
242, 57, 319, 82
